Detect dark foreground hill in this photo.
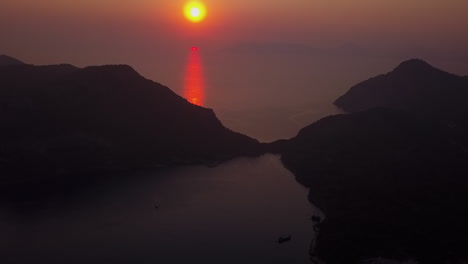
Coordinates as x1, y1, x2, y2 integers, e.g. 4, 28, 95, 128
0, 55, 24, 66
0, 63, 261, 197
334, 59, 468, 123
279, 108, 468, 263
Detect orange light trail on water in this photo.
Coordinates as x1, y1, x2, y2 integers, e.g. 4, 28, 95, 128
184, 47, 205, 106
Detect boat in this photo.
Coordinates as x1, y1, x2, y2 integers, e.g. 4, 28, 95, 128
277, 235, 292, 244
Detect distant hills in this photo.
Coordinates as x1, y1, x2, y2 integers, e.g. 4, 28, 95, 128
0, 59, 260, 195
0, 55, 24, 66
334, 59, 468, 122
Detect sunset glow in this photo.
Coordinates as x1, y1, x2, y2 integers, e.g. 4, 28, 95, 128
183, 1, 207, 23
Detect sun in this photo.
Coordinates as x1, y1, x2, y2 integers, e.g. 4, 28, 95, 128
183, 1, 207, 23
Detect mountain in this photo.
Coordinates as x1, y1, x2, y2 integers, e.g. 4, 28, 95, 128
0, 55, 24, 66
279, 108, 468, 263
0, 64, 261, 196
334, 59, 468, 121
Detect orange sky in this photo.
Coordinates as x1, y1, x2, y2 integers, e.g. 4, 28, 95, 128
1, 0, 467, 80
2, 0, 468, 45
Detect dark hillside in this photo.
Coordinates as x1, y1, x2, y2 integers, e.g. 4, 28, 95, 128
280, 108, 468, 263
0, 64, 261, 197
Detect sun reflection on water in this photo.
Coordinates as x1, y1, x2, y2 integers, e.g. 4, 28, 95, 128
184, 47, 205, 106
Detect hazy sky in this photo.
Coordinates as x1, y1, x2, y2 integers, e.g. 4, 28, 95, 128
2, 0, 468, 111
2, 0, 468, 61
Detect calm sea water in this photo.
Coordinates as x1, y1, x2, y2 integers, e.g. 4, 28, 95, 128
0, 154, 320, 264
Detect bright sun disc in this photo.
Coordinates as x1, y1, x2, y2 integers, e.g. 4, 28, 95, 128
183, 1, 207, 23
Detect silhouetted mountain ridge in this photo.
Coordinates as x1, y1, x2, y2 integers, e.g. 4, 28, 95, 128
392, 58, 435, 73
280, 60, 468, 262
334, 59, 468, 122
0, 63, 261, 194
0, 55, 24, 66
273, 59, 468, 263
